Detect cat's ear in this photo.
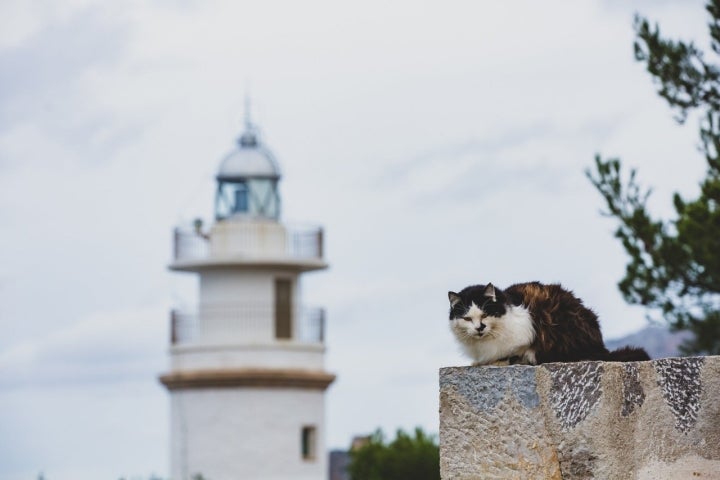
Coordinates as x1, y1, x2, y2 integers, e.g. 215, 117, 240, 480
448, 291, 461, 307
484, 283, 497, 302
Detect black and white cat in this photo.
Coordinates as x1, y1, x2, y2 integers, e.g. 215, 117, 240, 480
448, 282, 650, 365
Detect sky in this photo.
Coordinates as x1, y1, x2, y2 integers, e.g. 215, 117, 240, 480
0, 0, 711, 478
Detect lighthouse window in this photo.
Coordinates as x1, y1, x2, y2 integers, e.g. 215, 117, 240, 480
232, 182, 249, 213
301, 426, 317, 460
275, 279, 292, 339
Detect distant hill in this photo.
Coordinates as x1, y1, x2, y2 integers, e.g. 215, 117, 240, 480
606, 325, 693, 359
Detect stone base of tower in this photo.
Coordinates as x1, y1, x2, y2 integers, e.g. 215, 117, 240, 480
162, 369, 334, 480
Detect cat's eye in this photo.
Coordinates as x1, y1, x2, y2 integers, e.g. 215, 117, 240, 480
462, 316, 472, 322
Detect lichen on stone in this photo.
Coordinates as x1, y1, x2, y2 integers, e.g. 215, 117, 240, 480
654, 357, 704, 434
546, 362, 604, 429
621, 362, 645, 417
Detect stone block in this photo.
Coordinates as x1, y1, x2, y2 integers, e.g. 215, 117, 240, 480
439, 356, 720, 480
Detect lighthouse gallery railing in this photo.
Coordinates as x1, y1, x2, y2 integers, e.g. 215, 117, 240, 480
170, 304, 325, 345
173, 224, 324, 261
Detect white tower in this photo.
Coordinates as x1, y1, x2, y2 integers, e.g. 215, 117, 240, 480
160, 114, 334, 480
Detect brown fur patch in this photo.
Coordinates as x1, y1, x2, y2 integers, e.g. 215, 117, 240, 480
506, 282, 609, 363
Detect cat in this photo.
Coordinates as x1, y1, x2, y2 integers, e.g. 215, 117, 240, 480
447, 281, 650, 365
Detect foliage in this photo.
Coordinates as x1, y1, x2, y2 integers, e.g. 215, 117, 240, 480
347, 427, 440, 480
587, 1, 720, 354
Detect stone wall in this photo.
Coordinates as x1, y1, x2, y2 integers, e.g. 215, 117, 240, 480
439, 356, 720, 480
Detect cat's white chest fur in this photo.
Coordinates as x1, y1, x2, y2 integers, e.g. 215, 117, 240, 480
450, 303, 536, 365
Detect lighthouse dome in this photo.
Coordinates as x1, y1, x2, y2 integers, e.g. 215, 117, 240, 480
217, 128, 281, 181
215, 121, 282, 221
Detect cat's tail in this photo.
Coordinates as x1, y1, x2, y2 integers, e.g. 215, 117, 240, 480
606, 345, 651, 362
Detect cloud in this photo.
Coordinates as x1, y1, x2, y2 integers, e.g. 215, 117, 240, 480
0, 5, 127, 120
0, 0, 94, 49
0, 305, 167, 390
0, 303, 170, 479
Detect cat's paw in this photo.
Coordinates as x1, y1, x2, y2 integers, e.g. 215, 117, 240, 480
471, 361, 495, 367
488, 359, 511, 366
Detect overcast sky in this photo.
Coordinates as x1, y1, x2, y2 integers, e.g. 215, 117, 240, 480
0, 0, 710, 478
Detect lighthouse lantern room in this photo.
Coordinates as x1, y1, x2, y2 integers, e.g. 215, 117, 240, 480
160, 111, 334, 480
214, 120, 281, 221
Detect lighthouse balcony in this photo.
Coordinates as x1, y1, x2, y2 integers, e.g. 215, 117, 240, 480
171, 222, 326, 272
169, 304, 325, 346
167, 304, 328, 371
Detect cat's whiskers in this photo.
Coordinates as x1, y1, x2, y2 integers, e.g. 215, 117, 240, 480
482, 328, 499, 340
453, 323, 476, 341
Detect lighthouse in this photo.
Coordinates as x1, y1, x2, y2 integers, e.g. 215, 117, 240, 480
160, 113, 334, 480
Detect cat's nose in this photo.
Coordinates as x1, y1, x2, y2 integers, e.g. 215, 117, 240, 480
476, 323, 486, 332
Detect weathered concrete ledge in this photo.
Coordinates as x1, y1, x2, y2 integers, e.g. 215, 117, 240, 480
439, 356, 720, 480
